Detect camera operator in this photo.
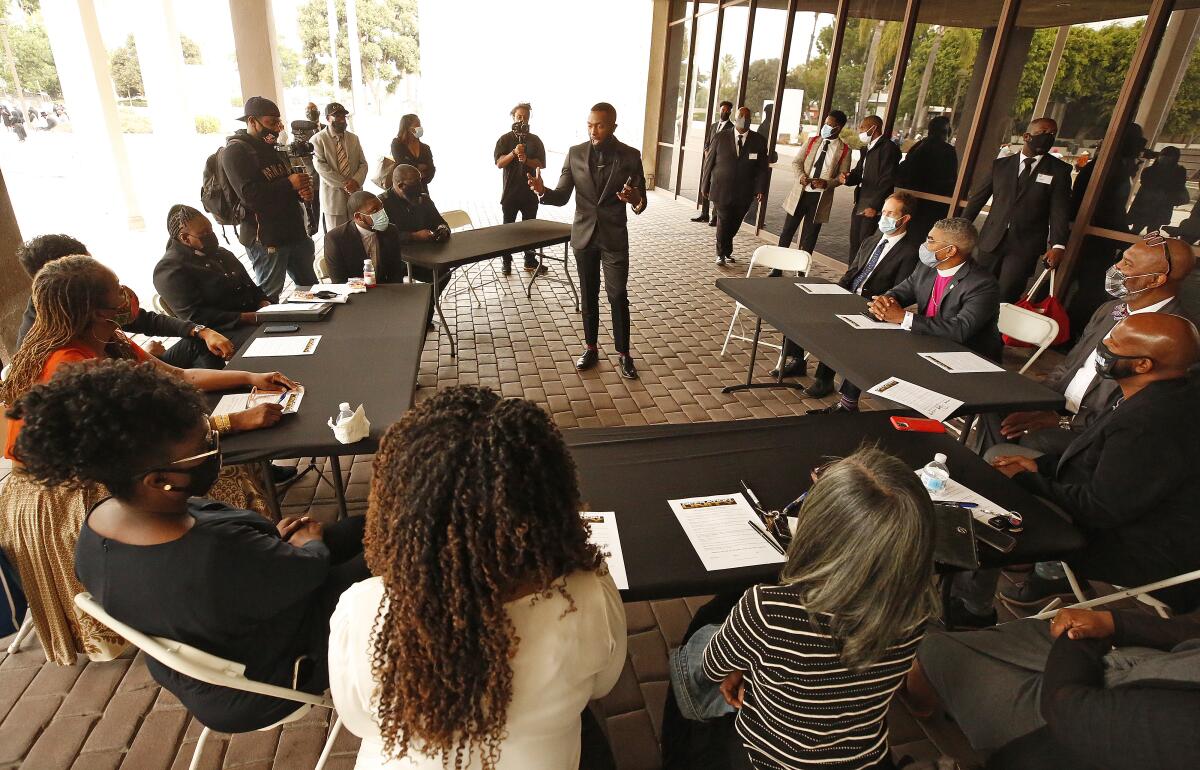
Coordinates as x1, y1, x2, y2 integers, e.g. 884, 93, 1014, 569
221, 96, 317, 301
285, 118, 322, 237
494, 102, 546, 275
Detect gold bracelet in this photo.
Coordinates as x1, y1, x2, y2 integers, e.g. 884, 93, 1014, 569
210, 413, 232, 434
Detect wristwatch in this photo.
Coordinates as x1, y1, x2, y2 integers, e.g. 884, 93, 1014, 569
191, 324, 207, 338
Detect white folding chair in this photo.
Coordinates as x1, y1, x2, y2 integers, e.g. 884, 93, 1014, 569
1031, 566, 1200, 621
152, 293, 177, 318
74, 593, 342, 770
441, 209, 473, 231
721, 246, 812, 357
439, 210, 495, 307
315, 253, 332, 284
998, 302, 1060, 374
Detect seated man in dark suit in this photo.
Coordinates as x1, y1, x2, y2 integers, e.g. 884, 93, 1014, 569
324, 191, 406, 284
375, 165, 453, 304
795, 191, 921, 393
810, 217, 1001, 414
950, 313, 1200, 626
977, 234, 1195, 458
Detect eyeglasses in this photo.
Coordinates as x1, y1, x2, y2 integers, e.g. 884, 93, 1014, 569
132, 427, 221, 477
1142, 230, 1172, 277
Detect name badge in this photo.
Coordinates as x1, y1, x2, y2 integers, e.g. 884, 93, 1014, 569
1036, 173, 1053, 184
748, 152, 759, 160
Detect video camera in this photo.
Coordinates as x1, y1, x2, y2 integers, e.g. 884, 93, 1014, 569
283, 119, 318, 160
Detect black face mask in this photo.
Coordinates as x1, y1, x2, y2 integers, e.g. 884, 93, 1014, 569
1027, 132, 1055, 156
1094, 340, 1144, 380
399, 184, 423, 203
198, 232, 220, 256
306, 109, 320, 122
177, 453, 222, 497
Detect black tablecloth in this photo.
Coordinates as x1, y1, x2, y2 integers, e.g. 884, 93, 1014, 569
402, 219, 572, 270
212, 283, 431, 464
565, 412, 1084, 601
718, 277, 1065, 416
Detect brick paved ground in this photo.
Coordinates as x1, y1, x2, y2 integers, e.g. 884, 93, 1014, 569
2, 189, 1059, 769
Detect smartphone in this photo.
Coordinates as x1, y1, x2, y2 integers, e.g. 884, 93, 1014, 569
890, 416, 947, 433
264, 324, 300, 334
975, 522, 1017, 554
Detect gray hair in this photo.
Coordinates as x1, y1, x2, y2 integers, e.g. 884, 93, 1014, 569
391, 163, 419, 186
932, 217, 978, 258
779, 445, 939, 670
348, 190, 379, 214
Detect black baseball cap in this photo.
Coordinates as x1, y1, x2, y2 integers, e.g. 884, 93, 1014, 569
237, 96, 281, 121
326, 102, 350, 118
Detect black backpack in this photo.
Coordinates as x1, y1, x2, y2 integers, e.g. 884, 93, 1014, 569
201, 145, 246, 233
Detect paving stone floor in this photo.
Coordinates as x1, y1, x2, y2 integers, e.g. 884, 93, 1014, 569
2, 189, 1059, 769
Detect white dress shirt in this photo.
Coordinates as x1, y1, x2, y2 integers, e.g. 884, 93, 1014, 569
1062, 297, 1173, 413
901, 261, 965, 330
355, 222, 379, 269
328, 570, 627, 769
1018, 152, 1064, 250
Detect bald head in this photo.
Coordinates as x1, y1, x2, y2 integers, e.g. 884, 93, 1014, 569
391, 164, 422, 199
1112, 237, 1195, 306
1107, 313, 1200, 379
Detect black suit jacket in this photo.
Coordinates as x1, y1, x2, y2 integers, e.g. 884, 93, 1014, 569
703, 119, 733, 151
886, 259, 1003, 361
963, 152, 1072, 255
699, 130, 770, 208
1019, 376, 1200, 610
540, 138, 646, 252
846, 139, 901, 213
323, 221, 406, 284
838, 231, 920, 297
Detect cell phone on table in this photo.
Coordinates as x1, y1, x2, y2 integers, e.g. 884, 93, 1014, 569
264, 324, 300, 334
890, 416, 946, 433
975, 521, 1017, 554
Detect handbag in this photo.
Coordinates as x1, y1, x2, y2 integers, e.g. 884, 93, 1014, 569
370, 155, 396, 190
1004, 267, 1071, 347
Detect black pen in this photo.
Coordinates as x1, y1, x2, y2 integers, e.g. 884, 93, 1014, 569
748, 519, 785, 555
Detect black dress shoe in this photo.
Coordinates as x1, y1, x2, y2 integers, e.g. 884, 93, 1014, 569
715, 256, 726, 265
1000, 574, 1074, 607
691, 214, 709, 223
576, 348, 599, 371
768, 356, 807, 379
708, 218, 717, 227
501, 259, 512, 276
803, 378, 835, 398
806, 403, 858, 415
944, 597, 998, 630
269, 463, 298, 486
524, 262, 548, 275
725, 255, 736, 263
617, 354, 638, 380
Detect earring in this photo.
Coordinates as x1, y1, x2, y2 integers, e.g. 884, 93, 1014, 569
163, 484, 173, 491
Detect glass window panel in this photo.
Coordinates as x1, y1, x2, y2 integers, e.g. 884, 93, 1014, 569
716, 5, 750, 112
659, 19, 691, 145
669, 0, 691, 24
679, 11, 720, 201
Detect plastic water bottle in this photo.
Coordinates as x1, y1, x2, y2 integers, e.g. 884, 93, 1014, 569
919, 453, 950, 494
336, 402, 354, 425
362, 259, 376, 288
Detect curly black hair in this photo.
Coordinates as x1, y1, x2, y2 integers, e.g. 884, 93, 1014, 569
9, 359, 209, 498
364, 385, 603, 770
16, 233, 89, 278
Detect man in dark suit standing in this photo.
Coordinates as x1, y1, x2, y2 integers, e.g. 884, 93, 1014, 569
962, 117, 1072, 303
692, 100, 733, 225
323, 191, 406, 284
800, 192, 922, 395
700, 107, 769, 266
844, 115, 901, 257
812, 217, 1001, 414
530, 102, 647, 380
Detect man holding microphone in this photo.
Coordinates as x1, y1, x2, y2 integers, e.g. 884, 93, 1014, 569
530, 102, 646, 379
494, 102, 546, 275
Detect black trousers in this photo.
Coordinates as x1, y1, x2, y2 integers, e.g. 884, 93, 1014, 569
777, 191, 822, 253
160, 336, 227, 370
850, 209, 880, 257
502, 197, 539, 265
977, 242, 1041, 304
576, 246, 631, 353
715, 199, 754, 258
698, 198, 711, 219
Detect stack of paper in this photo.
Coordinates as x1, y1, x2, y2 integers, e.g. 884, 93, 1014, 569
837, 313, 902, 330
288, 291, 349, 304
796, 283, 852, 295
927, 477, 1012, 529
242, 335, 322, 358
582, 512, 628, 590
867, 377, 963, 421
258, 302, 324, 313
668, 494, 787, 571
919, 352, 1004, 374
212, 386, 306, 417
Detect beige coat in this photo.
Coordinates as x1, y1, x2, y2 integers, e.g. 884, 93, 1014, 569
781, 135, 851, 223
312, 128, 370, 217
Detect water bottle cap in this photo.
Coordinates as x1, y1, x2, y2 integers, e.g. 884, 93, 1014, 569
934, 453, 947, 464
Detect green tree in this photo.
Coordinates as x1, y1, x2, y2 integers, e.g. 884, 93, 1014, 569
1, 16, 60, 98
1162, 52, 1200, 144
716, 52, 738, 107
181, 34, 202, 65
297, 0, 420, 111
279, 44, 304, 88
744, 57, 778, 121
109, 33, 143, 99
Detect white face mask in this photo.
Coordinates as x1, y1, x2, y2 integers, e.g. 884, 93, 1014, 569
859, 131, 873, 144
412, 126, 424, 139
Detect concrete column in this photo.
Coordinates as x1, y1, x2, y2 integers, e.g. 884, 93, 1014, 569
345, 0, 367, 115
642, 0, 671, 188
133, 0, 193, 142
1136, 9, 1200, 147
228, 0, 285, 112
1032, 25, 1070, 120
0, 168, 27, 360
957, 25, 1035, 194
41, 0, 143, 229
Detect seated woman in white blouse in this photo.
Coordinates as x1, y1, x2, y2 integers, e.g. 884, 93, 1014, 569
329, 385, 627, 770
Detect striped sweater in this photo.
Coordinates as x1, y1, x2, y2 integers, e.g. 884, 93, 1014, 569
702, 584, 924, 770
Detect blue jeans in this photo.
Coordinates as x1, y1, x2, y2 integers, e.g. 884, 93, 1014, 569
669, 624, 736, 722
246, 238, 317, 301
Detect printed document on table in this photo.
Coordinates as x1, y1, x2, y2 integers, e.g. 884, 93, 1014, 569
919, 351, 1004, 374
668, 493, 787, 571
257, 302, 323, 313
837, 313, 903, 330
796, 283, 852, 295
287, 291, 349, 303
582, 512, 628, 590
211, 386, 305, 417
867, 376, 963, 422
319, 283, 367, 295
927, 477, 1012, 528
242, 335, 322, 358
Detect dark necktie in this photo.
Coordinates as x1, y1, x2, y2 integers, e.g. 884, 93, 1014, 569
852, 237, 889, 294
737, 133, 745, 157
810, 140, 829, 186
1018, 156, 1035, 191
591, 149, 606, 189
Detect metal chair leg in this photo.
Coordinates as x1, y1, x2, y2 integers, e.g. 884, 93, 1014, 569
188, 727, 211, 770
7, 614, 34, 654
314, 715, 342, 770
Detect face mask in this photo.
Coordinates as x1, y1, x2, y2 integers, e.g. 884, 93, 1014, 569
1027, 132, 1055, 155
306, 109, 319, 122
820, 124, 837, 140
399, 185, 422, 202
878, 215, 901, 235
172, 452, 222, 497
331, 120, 347, 133
1104, 264, 1161, 299
1094, 340, 1144, 380
114, 286, 139, 326
859, 131, 873, 144
735, 117, 751, 132
370, 209, 389, 231
197, 232, 220, 255
720, 111, 731, 122
412, 126, 424, 139
919, 243, 952, 268
254, 121, 279, 145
